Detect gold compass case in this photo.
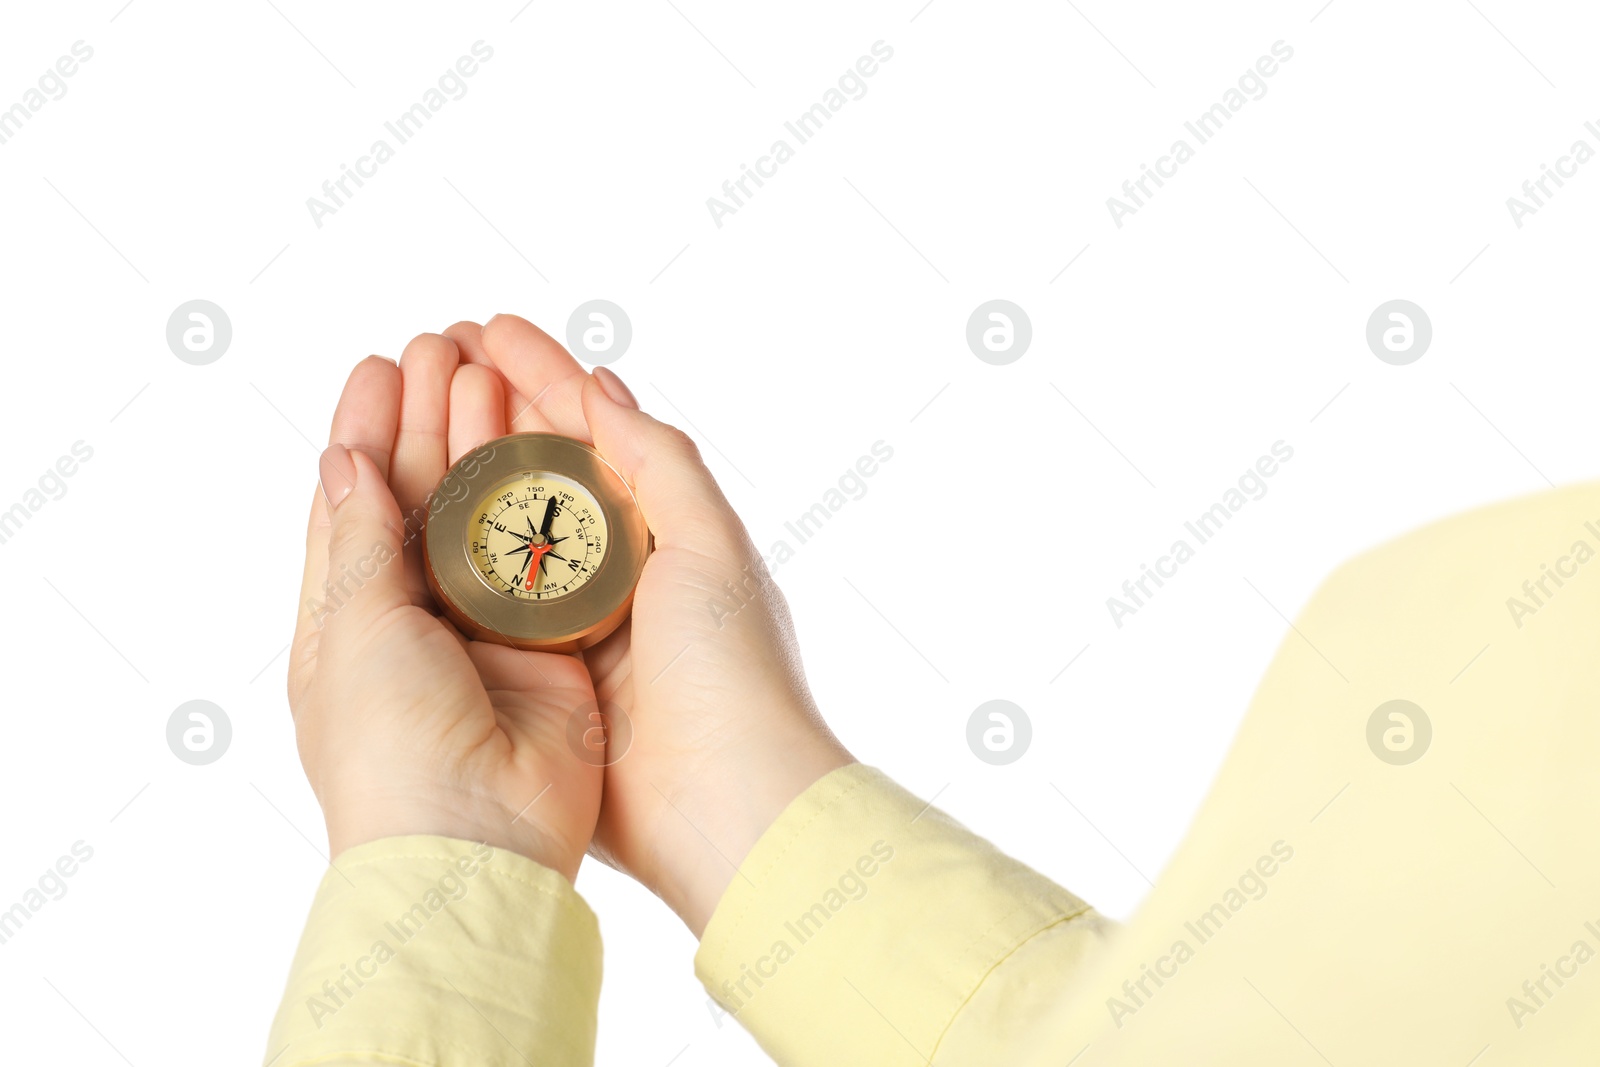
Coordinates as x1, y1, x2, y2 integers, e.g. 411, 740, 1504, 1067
422, 433, 650, 653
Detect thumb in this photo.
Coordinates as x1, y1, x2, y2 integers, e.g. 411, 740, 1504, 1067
315, 444, 410, 635
581, 369, 744, 556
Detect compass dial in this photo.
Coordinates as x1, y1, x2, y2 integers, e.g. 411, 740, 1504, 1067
425, 432, 649, 652
468, 473, 608, 601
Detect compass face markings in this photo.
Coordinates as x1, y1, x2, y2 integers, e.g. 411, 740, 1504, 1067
468, 472, 608, 600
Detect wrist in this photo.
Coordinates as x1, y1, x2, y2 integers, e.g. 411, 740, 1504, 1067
644, 734, 855, 937
323, 784, 583, 883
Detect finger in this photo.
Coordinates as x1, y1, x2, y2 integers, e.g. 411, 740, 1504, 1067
481, 313, 590, 439
319, 445, 411, 637
328, 356, 401, 478
290, 357, 402, 696
581, 368, 743, 555
288, 487, 330, 708
392, 334, 460, 601
447, 318, 553, 434
507, 392, 559, 435
448, 363, 507, 464
583, 619, 632, 703
393, 334, 458, 513
466, 641, 581, 694
443, 320, 490, 366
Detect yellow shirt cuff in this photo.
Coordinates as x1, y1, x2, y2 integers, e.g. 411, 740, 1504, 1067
695, 764, 1107, 1065
266, 835, 600, 1066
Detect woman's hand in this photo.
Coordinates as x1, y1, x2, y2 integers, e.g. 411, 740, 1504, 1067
287, 340, 601, 883
451, 315, 855, 934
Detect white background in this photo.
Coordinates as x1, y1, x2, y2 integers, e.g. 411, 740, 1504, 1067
1, 1, 1596, 1063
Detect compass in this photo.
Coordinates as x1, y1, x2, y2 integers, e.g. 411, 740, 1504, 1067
423, 433, 650, 653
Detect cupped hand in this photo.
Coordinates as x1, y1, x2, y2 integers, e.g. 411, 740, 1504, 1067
287, 339, 601, 883
447, 314, 854, 934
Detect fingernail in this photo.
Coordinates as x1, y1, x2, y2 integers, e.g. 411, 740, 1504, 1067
484, 313, 503, 332
319, 445, 357, 510
593, 366, 639, 409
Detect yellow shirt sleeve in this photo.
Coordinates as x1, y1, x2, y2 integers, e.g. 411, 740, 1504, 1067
693, 763, 1115, 1065
264, 835, 600, 1067
268, 483, 1600, 1064
1010, 481, 1600, 1064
